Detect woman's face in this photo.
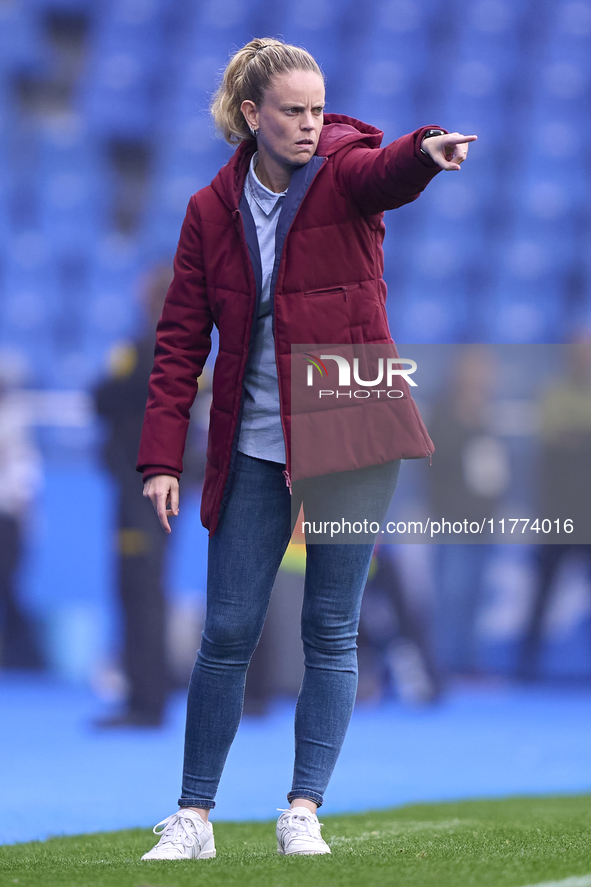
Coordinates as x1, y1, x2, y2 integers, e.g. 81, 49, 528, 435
243, 69, 325, 169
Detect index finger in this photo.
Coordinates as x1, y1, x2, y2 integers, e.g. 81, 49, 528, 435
154, 491, 172, 533
169, 483, 180, 516
446, 133, 478, 143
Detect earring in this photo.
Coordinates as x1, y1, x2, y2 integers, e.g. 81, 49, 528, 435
250, 126, 258, 138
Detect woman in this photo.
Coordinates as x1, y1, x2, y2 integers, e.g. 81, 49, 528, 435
138, 37, 475, 860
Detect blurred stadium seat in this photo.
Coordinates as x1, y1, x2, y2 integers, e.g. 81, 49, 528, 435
1, 0, 590, 700
0, 0, 588, 372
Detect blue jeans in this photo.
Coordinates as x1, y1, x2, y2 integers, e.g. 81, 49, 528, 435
179, 452, 400, 809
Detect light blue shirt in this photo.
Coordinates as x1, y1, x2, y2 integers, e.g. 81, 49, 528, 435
237, 153, 288, 463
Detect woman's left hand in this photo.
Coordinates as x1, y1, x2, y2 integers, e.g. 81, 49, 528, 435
421, 132, 478, 171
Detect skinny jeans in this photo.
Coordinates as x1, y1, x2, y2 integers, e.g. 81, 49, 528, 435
179, 451, 400, 809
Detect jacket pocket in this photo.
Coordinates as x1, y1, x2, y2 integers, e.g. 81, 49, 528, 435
304, 283, 360, 302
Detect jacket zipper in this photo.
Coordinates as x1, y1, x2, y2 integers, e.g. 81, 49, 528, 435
217, 207, 264, 514
282, 469, 292, 493
273, 158, 328, 492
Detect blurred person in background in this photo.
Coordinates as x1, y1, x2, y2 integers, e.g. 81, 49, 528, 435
518, 334, 591, 679
428, 347, 510, 679
0, 350, 44, 670
137, 37, 475, 860
92, 265, 173, 728
359, 545, 442, 704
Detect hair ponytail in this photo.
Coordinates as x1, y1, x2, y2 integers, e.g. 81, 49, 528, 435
210, 37, 323, 144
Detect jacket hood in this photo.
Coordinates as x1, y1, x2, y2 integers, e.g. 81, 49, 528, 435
317, 113, 383, 154
210, 113, 383, 211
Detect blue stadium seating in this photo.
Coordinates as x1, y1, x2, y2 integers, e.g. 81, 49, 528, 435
0, 2, 45, 73
0, 0, 589, 401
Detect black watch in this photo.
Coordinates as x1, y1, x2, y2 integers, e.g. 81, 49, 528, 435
420, 129, 446, 156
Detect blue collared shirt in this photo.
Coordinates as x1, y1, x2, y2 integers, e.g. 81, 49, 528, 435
237, 153, 288, 463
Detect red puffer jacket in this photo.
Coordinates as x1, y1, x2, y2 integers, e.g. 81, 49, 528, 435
137, 113, 445, 534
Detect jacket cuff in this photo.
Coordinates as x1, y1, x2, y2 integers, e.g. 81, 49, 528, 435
141, 466, 181, 483
414, 125, 449, 168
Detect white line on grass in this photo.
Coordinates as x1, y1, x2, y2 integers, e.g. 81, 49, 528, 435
519, 877, 591, 887
327, 819, 468, 845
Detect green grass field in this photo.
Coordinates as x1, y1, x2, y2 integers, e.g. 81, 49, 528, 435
1, 795, 591, 887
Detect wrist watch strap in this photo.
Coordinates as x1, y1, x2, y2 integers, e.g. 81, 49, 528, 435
420, 129, 446, 156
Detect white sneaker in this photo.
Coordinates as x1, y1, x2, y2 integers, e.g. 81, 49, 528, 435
141, 809, 216, 860
276, 807, 331, 855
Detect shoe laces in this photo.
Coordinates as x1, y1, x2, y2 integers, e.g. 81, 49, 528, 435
277, 808, 324, 837
153, 811, 203, 851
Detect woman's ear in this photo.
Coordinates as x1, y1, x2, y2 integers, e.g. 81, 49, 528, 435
240, 99, 258, 132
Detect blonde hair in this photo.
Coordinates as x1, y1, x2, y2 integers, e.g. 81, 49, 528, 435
210, 37, 324, 144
